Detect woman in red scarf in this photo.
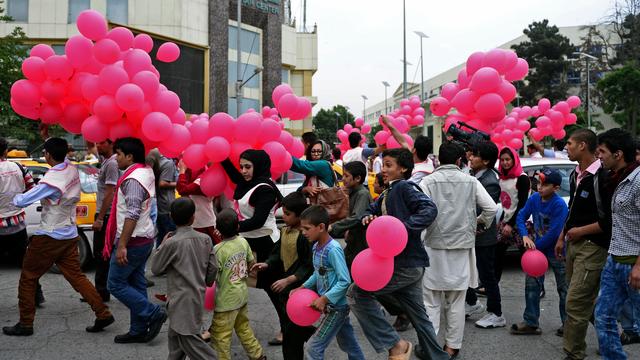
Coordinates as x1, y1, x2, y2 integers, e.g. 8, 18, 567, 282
495, 147, 531, 282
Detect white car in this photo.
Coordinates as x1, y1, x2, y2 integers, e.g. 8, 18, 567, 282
275, 170, 306, 221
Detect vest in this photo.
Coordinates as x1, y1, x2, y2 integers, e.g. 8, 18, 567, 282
39, 163, 81, 233
191, 178, 216, 228
412, 159, 435, 177
499, 173, 525, 223
0, 160, 26, 219
116, 166, 156, 239
235, 183, 279, 242
343, 147, 366, 166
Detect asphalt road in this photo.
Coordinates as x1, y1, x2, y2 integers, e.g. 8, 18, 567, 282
1, 260, 638, 360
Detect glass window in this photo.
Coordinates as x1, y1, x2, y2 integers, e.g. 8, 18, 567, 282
51, 44, 65, 55
567, 69, 581, 84
107, 0, 128, 24
228, 61, 261, 89
228, 25, 261, 56
281, 68, 289, 83
228, 97, 261, 118
68, 0, 90, 23
7, 0, 28, 22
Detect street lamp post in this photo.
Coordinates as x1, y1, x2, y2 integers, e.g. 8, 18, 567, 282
414, 31, 429, 104
235, 0, 242, 117
382, 81, 390, 115
402, 0, 407, 98
361, 95, 368, 122
573, 51, 598, 129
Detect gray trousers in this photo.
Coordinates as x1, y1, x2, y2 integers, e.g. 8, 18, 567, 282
168, 328, 217, 360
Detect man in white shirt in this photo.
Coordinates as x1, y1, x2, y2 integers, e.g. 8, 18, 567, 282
343, 132, 376, 166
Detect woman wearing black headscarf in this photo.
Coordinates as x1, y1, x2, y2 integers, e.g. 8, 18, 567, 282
221, 149, 285, 344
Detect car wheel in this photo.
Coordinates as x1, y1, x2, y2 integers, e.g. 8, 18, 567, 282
49, 229, 93, 274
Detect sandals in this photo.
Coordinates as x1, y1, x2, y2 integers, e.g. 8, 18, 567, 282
510, 322, 542, 335
388, 340, 413, 360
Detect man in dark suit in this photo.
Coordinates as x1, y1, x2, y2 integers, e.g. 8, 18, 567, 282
465, 141, 504, 329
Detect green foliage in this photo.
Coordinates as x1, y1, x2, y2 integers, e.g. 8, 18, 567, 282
312, 105, 355, 145
596, 64, 640, 134
611, 5, 640, 66
511, 20, 575, 104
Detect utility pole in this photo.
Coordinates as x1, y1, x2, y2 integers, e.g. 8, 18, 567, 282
402, 0, 407, 98
235, 0, 242, 117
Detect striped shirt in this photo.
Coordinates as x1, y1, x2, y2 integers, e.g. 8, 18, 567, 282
609, 166, 640, 256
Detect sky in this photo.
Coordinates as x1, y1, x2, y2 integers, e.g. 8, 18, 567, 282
288, 0, 616, 117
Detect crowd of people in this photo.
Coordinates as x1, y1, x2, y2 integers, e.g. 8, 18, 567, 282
0, 120, 639, 360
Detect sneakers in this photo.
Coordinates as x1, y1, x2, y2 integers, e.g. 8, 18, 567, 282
465, 301, 485, 318
475, 313, 506, 329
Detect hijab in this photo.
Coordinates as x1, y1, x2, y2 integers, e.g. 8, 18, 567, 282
306, 140, 332, 162
498, 147, 523, 180
233, 149, 284, 202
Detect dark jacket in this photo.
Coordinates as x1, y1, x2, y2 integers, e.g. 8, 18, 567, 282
265, 227, 313, 285
566, 166, 612, 249
329, 184, 372, 268
475, 168, 501, 247
362, 179, 438, 268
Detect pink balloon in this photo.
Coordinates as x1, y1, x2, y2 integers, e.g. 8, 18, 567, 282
204, 285, 216, 311
554, 101, 570, 115
209, 112, 235, 140
535, 116, 551, 129
429, 97, 450, 117
109, 121, 134, 141
517, 120, 531, 132
366, 216, 408, 257
361, 124, 372, 134
153, 90, 180, 116
201, 164, 228, 196
337, 130, 348, 143
496, 80, 517, 103
133, 34, 154, 53
521, 249, 548, 277
115, 83, 144, 112
182, 144, 207, 171
44, 55, 73, 80
355, 118, 364, 127
273, 152, 293, 174
409, 97, 421, 108
290, 139, 305, 158
538, 98, 551, 113
30, 44, 55, 60
107, 27, 134, 51
94, 94, 124, 123
412, 107, 426, 117
41, 80, 66, 103
504, 58, 529, 82
39, 103, 63, 125
531, 106, 541, 118
565, 113, 578, 125
277, 130, 294, 150
481, 48, 507, 73
123, 49, 152, 77
457, 69, 470, 88
528, 128, 543, 142
262, 141, 288, 166
142, 112, 172, 142
474, 93, 506, 120
61, 102, 89, 134
81, 115, 109, 142
157, 42, 180, 63
81, 75, 103, 102
235, 112, 262, 144
344, 123, 353, 133
11, 79, 41, 108
230, 142, 252, 165
450, 89, 478, 115
277, 93, 299, 119
552, 129, 567, 140
93, 38, 121, 64
290, 97, 312, 120
440, 82, 460, 101
469, 67, 502, 94
205, 137, 231, 163
131, 70, 160, 99
286, 289, 321, 326
260, 119, 282, 143
21, 57, 47, 82
412, 115, 425, 126
171, 108, 186, 125
392, 117, 410, 134
503, 50, 519, 73
98, 64, 129, 94
189, 118, 210, 144
351, 248, 394, 291
272, 84, 294, 107
508, 138, 523, 149
504, 117, 518, 129
520, 106, 532, 119
160, 124, 191, 154
466, 51, 485, 76
65, 35, 93, 68
76, 10, 107, 41
567, 96, 581, 109
374, 130, 390, 145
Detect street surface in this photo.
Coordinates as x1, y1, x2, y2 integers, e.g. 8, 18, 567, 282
1, 260, 638, 359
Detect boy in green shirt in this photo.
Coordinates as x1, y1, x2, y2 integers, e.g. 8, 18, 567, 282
209, 209, 266, 360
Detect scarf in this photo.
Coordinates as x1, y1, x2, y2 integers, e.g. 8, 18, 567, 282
606, 161, 640, 194
498, 147, 523, 180
233, 149, 283, 202
103, 163, 145, 259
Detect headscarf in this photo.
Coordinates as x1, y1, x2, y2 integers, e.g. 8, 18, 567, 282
233, 149, 283, 202
305, 140, 332, 162
498, 146, 523, 180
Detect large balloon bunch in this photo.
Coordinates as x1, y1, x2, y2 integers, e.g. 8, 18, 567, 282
10, 10, 187, 150
272, 84, 312, 120
369, 95, 424, 149
334, 117, 372, 155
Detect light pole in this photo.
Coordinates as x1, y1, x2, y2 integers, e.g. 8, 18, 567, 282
361, 95, 368, 122
235, 0, 242, 117
414, 31, 429, 104
573, 51, 598, 129
382, 81, 390, 115
402, 0, 407, 98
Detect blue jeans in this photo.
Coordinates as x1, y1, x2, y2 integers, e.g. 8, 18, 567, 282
107, 244, 160, 335
348, 267, 449, 359
305, 304, 364, 360
595, 256, 640, 360
156, 213, 176, 247
619, 298, 640, 334
523, 255, 567, 328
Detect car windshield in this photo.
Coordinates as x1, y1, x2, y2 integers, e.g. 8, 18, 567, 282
77, 165, 99, 194
523, 164, 573, 198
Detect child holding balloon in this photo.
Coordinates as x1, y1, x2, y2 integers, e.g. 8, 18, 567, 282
296, 205, 365, 360
150, 197, 218, 359
512, 168, 568, 336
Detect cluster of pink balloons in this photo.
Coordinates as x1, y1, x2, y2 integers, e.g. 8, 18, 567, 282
334, 119, 371, 154
178, 105, 306, 198
430, 48, 529, 137
351, 216, 408, 291
272, 84, 312, 121
10, 10, 185, 149
286, 288, 321, 326
372, 95, 424, 149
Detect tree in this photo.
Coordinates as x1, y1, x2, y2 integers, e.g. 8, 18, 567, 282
511, 20, 575, 105
312, 105, 354, 145
597, 64, 640, 134
608, 0, 640, 66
